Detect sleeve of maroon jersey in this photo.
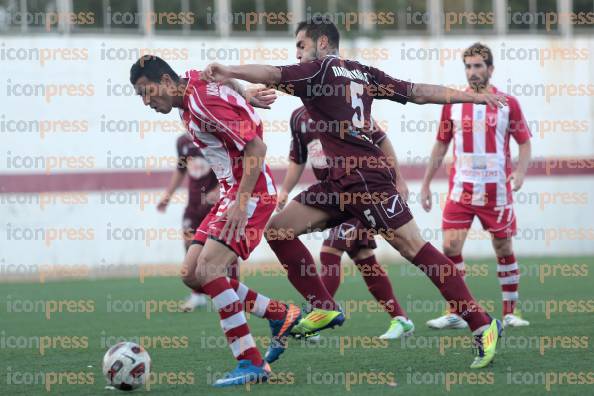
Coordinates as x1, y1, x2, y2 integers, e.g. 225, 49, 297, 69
436, 104, 454, 143
176, 136, 188, 173
365, 65, 413, 104
276, 59, 327, 97
288, 109, 308, 164
370, 118, 387, 145
507, 96, 531, 144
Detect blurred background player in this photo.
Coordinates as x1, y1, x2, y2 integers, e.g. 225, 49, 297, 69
131, 56, 301, 387
276, 106, 414, 340
157, 133, 223, 311
421, 43, 531, 329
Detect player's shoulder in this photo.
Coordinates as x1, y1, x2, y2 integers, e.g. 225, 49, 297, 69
506, 95, 521, 110
328, 56, 372, 73
311, 55, 343, 74
183, 69, 206, 92
290, 106, 308, 132
341, 57, 368, 68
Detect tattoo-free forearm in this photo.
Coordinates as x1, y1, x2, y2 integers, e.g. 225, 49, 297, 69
223, 78, 245, 97
237, 138, 267, 207
422, 141, 450, 186
411, 83, 479, 105
516, 140, 532, 176
227, 65, 282, 85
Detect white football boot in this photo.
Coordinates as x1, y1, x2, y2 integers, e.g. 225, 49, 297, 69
503, 309, 530, 327
181, 292, 208, 312
426, 311, 468, 329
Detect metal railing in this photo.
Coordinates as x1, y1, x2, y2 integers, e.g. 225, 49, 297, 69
0, 0, 591, 36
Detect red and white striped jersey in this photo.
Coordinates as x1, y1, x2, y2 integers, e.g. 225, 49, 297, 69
179, 70, 276, 197
437, 87, 531, 207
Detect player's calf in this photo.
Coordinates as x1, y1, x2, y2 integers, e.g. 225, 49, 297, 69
385, 220, 492, 334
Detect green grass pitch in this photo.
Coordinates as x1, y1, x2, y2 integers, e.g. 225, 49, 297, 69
1, 256, 592, 395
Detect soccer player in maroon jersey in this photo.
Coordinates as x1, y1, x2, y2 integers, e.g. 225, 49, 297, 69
421, 43, 532, 330
130, 55, 301, 386
157, 133, 235, 311
278, 106, 414, 340
202, 17, 508, 368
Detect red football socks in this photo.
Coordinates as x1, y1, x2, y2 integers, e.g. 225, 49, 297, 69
268, 238, 338, 311
354, 255, 406, 318
412, 243, 491, 331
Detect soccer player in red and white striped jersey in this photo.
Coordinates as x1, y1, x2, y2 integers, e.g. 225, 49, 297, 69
130, 56, 301, 387
421, 43, 532, 329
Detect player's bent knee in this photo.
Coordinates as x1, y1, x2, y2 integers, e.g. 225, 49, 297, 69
493, 238, 513, 257
320, 245, 343, 257
386, 221, 426, 260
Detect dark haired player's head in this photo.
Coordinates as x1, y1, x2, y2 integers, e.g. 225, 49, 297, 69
463, 42, 494, 92
294, 17, 340, 63
130, 55, 183, 114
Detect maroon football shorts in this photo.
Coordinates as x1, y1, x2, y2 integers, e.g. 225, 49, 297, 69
294, 170, 413, 236
322, 219, 377, 257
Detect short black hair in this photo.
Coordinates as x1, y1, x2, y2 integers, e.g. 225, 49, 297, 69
463, 42, 493, 67
295, 16, 340, 49
130, 55, 179, 85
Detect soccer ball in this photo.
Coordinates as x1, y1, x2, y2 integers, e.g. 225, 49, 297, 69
102, 342, 151, 391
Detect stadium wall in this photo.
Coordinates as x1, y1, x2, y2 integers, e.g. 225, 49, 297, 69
1, 35, 593, 274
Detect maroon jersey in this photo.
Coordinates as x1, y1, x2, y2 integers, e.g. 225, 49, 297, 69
277, 56, 412, 181
176, 134, 218, 210
289, 105, 389, 182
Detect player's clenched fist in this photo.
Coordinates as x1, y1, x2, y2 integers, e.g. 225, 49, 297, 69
474, 93, 508, 108
202, 63, 230, 82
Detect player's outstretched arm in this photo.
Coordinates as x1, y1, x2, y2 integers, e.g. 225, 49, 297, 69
203, 63, 281, 85
410, 83, 507, 108
420, 141, 450, 212
220, 136, 267, 243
